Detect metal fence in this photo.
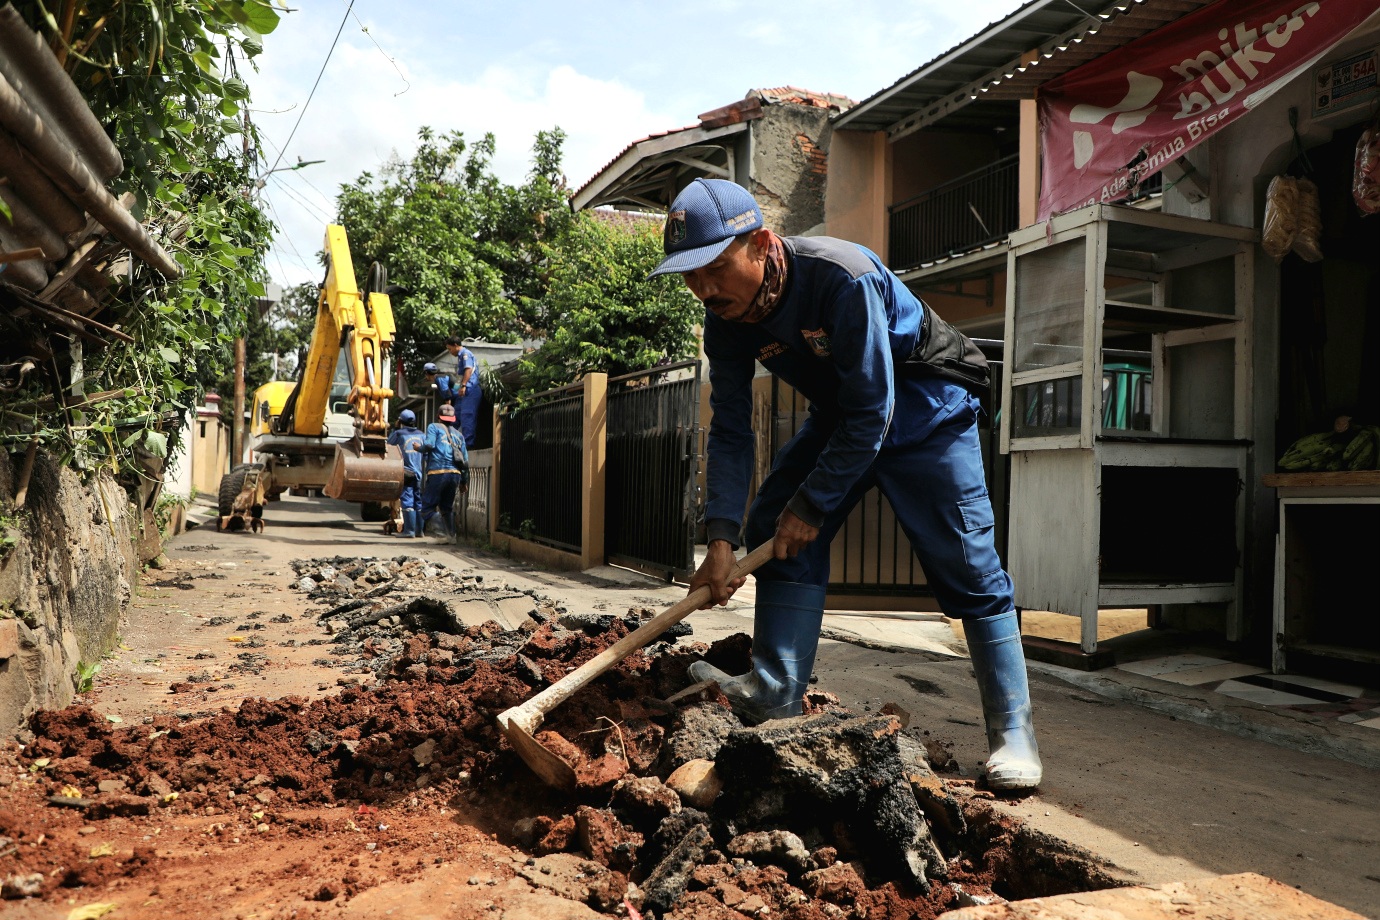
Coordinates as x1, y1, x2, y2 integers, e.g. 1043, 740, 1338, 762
769, 341, 1010, 597
889, 155, 1019, 273
605, 362, 701, 581
497, 385, 583, 552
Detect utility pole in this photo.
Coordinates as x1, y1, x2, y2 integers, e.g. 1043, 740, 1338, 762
233, 110, 252, 468
232, 336, 246, 466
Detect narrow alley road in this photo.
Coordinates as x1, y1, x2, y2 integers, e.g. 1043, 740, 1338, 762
0, 493, 1373, 918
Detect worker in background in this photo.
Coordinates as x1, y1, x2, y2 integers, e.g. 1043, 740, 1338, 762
423, 361, 458, 411
653, 178, 1041, 791
419, 402, 467, 539
444, 335, 483, 447
387, 409, 425, 537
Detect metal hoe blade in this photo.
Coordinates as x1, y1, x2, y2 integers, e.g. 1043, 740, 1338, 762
497, 541, 775, 788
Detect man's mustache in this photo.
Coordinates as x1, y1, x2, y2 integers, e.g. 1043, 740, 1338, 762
705, 297, 733, 312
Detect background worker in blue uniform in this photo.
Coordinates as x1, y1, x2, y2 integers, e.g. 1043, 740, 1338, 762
444, 335, 484, 447
423, 361, 458, 411
651, 178, 1041, 791
419, 403, 468, 538
387, 409, 425, 537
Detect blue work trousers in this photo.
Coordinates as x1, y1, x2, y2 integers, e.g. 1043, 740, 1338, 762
457, 384, 482, 446
743, 395, 1013, 621
420, 471, 460, 531
399, 481, 421, 512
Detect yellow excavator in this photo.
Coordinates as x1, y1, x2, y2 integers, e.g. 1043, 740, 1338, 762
217, 225, 404, 531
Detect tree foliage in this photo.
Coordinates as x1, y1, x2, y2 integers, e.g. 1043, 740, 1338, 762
5, 1, 277, 476
520, 214, 701, 395
337, 128, 701, 400
337, 126, 571, 370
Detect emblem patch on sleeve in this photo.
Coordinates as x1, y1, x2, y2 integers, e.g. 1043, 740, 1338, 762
801, 328, 832, 357
666, 210, 687, 246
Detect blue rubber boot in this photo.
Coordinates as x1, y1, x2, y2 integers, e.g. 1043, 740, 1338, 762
688, 580, 825, 724
402, 510, 419, 538
963, 611, 1042, 790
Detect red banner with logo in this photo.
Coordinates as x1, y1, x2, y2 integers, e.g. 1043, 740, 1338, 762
1038, 0, 1380, 221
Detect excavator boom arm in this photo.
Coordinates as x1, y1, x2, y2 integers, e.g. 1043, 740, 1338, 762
293, 225, 396, 438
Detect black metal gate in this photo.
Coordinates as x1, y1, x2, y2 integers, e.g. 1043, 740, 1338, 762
605, 361, 701, 581
498, 383, 583, 552
769, 342, 1010, 597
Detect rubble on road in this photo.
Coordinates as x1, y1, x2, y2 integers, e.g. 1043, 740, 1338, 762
0, 554, 1121, 918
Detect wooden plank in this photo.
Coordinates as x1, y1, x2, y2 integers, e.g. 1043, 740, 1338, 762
1262, 471, 1380, 488
937, 872, 1365, 920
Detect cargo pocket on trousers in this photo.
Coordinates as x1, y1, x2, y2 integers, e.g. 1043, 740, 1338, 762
957, 495, 1002, 577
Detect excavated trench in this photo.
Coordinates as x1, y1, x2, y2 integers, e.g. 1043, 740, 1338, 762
0, 555, 1124, 918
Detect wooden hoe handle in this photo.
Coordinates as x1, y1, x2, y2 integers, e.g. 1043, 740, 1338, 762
500, 540, 775, 734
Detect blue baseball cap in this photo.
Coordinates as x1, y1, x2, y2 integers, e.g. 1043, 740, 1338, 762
398, 409, 416, 425
648, 178, 763, 278
423, 362, 438, 373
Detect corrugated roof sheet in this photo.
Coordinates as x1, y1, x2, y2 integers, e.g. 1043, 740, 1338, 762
835, 0, 1213, 138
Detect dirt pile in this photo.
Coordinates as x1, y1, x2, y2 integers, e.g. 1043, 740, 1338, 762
0, 555, 1116, 918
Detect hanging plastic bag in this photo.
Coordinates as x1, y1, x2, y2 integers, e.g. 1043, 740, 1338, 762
1262, 175, 1298, 261
1354, 124, 1380, 215
1291, 177, 1324, 262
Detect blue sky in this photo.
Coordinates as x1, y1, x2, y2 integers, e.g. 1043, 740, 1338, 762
246, 0, 1032, 287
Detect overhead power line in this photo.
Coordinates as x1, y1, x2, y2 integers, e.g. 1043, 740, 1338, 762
265, 0, 355, 177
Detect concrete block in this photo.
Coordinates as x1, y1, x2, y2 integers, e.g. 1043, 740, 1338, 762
936, 872, 1366, 920
0, 618, 17, 659
449, 598, 499, 630
493, 594, 537, 630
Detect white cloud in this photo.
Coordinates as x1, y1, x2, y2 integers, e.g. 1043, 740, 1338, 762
248, 14, 677, 286
245, 0, 1035, 286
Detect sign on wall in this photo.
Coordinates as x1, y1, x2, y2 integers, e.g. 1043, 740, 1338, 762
1312, 47, 1379, 116
1038, 0, 1380, 221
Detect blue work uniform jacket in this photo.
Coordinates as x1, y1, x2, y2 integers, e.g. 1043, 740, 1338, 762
434, 373, 459, 406
703, 236, 970, 546
387, 424, 425, 483
422, 421, 468, 476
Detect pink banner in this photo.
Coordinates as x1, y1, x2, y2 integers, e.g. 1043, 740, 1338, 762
1038, 0, 1379, 221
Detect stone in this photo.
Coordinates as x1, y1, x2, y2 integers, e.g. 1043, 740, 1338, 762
412, 738, 437, 767
86, 793, 156, 819
640, 823, 713, 915
666, 891, 753, 920
297, 577, 318, 593
574, 806, 643, 873
802, 862, 867, 904
659, 702, 742, 772
1, 872, 43, 899
666, 759, 722, 810
897, 731, 965, 839
96, 779, 127, 794
532, 814, 577, 855
610, 775, 680, 832
726, 829, 813, 874
714, 712, 943, 889
574, 753, 627, 794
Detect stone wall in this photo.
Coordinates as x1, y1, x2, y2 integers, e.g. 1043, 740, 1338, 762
0, 448, 136, 734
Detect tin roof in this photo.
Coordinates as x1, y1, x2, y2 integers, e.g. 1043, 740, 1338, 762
834, 0, 1213, 138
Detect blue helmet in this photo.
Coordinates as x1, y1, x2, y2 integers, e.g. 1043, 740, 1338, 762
398, 409, 416, 425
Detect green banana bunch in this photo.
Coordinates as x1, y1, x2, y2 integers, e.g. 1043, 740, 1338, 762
1343, 425, 1380, 471
1278, 431, 1341, 471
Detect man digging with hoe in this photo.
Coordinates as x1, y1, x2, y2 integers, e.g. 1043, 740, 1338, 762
654, 178, 1042, 791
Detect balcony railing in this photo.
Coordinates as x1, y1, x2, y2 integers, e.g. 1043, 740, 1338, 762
889, 154, 1018, 272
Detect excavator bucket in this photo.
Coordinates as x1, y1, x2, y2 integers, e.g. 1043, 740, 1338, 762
324, 438, 404, 504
